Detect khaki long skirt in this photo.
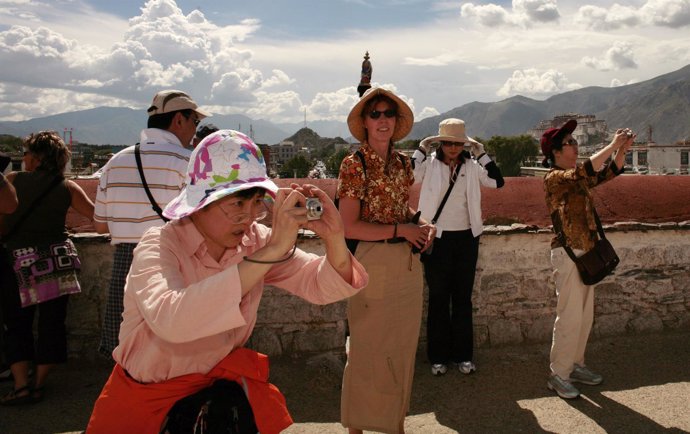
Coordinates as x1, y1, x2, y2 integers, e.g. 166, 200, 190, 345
341, 242, 424, 434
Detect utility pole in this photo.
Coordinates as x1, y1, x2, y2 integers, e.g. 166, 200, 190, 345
63, 128, 73, 151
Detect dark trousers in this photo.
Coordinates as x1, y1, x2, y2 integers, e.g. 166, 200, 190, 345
99, 243, 136, 357
0, 248, 69, 365
424, 230, 480, 364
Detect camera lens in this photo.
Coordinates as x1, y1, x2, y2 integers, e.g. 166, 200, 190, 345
305, 197, 323, 220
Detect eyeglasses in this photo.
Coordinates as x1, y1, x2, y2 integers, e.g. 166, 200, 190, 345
216, 200, 269, 225
183, 112, 201, 126
368, 109, 397, 119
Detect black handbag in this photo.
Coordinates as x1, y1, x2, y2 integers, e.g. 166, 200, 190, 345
555, 208, 619, 285
162, 379, 258, 434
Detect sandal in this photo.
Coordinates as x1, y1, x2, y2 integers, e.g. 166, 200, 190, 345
31, 386, 45, 403
0, 385, 33, 406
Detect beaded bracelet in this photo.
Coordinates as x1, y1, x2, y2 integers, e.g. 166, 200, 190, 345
243, 244, 297, 264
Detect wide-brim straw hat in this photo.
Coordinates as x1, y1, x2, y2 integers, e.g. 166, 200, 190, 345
420, 118, 471, 147
347, 87, 414, 143
163, 129, 278, 220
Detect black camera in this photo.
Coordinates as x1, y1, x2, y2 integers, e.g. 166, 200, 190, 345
305, 197, 323, 220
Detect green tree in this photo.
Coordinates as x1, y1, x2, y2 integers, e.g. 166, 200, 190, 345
484, 135, 539, 176
396, 139, 420, 150
0, 134, 22, 154
326, 148, 350, 178
280, 154, 312, 178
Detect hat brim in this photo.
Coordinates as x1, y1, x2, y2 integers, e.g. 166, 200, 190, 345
556, 119, 577, 137
163, 178, 278, 220
194, 107, 212, 119
421, 134, 472, 146
347, 88, 413, 143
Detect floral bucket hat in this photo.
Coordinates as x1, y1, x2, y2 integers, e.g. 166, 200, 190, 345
163, 130, 278, 220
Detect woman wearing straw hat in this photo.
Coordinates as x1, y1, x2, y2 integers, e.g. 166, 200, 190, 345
338, 87, 435, 434
412, 118, 504, 377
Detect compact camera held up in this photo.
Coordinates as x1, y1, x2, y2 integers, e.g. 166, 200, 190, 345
304, 197, 323, 220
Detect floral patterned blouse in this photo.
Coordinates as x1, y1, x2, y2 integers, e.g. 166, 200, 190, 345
337, 142, 414, 225
544, 159, 623, 251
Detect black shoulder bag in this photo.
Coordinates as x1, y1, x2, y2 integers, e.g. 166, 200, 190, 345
554, 208, 619, 285
134, 143, 170, 223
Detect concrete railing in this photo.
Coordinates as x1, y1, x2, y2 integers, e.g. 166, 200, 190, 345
67, 222, 690, 359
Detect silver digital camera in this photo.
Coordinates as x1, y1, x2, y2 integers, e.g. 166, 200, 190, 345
305, 197, 323, 220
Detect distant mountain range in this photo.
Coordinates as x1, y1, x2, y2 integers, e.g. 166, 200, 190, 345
412, 64, 690, 144
1, 64, 689, 146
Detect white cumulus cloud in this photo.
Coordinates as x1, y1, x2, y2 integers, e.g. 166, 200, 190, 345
418, 107, 440, 120
576, 0, 690, 30
582, 41, 638, 71
461, 0, 560, 27
497, 68, 582, 98
610, 77, 639, 87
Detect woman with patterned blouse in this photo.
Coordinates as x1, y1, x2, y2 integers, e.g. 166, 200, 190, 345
541, 119, 634, 400
338, 87, 435, 434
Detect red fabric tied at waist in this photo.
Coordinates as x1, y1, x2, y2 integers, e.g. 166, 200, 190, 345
86, 347, 293, 434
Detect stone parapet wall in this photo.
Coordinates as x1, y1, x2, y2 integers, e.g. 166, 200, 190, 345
67, 223, 689, 359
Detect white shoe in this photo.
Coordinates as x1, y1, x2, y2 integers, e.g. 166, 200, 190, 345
570, 365, 603, 385
548, 375, 580, 399
458, 361, 476, 374
431, 364, 448, 376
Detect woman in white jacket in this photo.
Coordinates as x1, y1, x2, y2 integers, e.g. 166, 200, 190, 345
412, 118, 504, 376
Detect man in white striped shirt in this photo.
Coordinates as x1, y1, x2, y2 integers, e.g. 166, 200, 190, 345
94, 90, 210, 358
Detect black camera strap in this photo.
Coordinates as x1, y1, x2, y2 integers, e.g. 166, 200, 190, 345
134, 143, 170, 223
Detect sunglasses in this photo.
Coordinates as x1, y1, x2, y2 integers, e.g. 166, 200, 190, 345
368, 109, 397, 119
441, 141, 464, 148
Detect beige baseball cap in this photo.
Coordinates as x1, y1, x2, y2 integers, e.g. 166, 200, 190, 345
147, 90, 211, 118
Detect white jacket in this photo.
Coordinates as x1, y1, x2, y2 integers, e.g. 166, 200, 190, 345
412, 150, 501, 238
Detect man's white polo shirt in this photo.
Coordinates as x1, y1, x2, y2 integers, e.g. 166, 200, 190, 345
94, 128, 191, 244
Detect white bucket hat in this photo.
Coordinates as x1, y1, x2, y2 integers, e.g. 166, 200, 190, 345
163, 130, 278, 220
420, 118, 472, 147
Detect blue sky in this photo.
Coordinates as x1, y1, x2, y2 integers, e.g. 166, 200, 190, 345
1, 0, 689, 130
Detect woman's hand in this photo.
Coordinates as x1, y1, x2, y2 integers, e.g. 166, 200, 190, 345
467, 137, 485, 158
399, 222, 433, 250
267, 187, 308, 256
289, 183, 345, 243
611, 128, 635, 149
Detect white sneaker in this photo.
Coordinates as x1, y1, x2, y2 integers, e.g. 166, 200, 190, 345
431, 364, 448, 376
458, 361, 476, 374
570, 365, 603, 385
548, 375, 580, 399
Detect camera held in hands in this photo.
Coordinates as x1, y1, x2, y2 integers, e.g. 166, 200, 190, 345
305, 197, 323, 220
